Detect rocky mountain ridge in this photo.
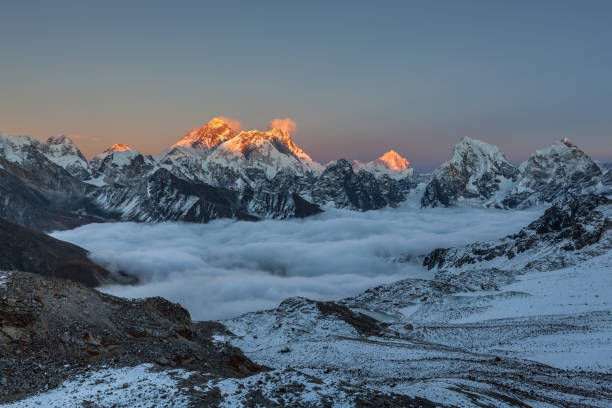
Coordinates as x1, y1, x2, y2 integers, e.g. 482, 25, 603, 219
2, 124, 611, 232
0, 122, 417, 230
423, 193, 612, 272
422, 137, 611, 208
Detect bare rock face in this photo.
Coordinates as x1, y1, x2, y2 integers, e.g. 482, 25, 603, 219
0, 219, 116, 287
311, 159, 405, 210
0, 272, 263, 402
423, 194, 612, 271
92, 168, 257, 222
0, 134, 101, 232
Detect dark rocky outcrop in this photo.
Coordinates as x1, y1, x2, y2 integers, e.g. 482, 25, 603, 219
0, 218, 116, 286
423, 194, 611, 270
0, 155, 102, 232
311, 159, 405, 210
92, 168, 258, 223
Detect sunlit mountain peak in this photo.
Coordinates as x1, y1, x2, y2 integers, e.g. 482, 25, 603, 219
105, 143, 132, 153
172, 117, 238, 152
377, 150, 409, 171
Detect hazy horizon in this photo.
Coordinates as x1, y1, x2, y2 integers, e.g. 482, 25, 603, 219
2, 1, 612, 170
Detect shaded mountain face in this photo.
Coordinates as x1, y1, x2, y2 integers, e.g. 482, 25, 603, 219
311, 159, 405, 210
421, 137, 519, 207
92, 168, 258, 223
41, 135, 90, 180
0, 218, 114, 286
423, 194, 611, 272
89, 144, 156, 186
0, 134, 102, 231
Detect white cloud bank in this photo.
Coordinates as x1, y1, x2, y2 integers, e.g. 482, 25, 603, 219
52, 205, 542, 320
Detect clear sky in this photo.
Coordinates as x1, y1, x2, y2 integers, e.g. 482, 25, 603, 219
1, 0, 611, 170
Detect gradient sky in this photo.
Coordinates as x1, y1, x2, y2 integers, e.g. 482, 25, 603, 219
1, 0, 611, 170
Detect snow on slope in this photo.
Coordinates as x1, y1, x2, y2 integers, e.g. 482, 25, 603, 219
40, 135, 90, 179
503, 138, 606, 208
89, 144, 156, 186
421, 137, 519, 207
171, 117, 237, 153
205, 128, 322, 181
1, 364, 192, 408
0, 133, 42, 164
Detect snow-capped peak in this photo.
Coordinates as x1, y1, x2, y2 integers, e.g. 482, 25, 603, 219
517, 138, 601, 184
445, 137, 517, 182
377, 150, 410, 171
451, 137, 509, 168
91, 143, 134, 161
221, 128, 320, 168
171, 117, 237, 153
353, 150, 413, 179
204, 127, 322, 180
105, 143, 132, 153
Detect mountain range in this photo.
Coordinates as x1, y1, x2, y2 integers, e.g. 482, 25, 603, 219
1, 119, 611, 232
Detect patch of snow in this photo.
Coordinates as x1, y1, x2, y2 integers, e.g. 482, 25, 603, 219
2, 364, 192, 408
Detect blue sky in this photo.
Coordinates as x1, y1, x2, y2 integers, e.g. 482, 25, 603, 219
1, 0, 611, 169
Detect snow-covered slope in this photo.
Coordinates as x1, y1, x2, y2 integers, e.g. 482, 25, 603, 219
421, 137, 519, 207
0, 133, 99, 230
89, 144, 156, 186
224, 267, 612, 407
204, 128, 322, 183
39, 135, 90, 180
423, 137, 611, 209
423, 194, 612, 272
503, 138, 606, 208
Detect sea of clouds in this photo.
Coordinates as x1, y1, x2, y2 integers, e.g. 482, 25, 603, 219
53, 205, 542, 320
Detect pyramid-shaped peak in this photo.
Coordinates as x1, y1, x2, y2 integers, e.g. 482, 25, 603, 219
172, 117, 238, 152
377, 150, 410, 171
105, 143, 132, 153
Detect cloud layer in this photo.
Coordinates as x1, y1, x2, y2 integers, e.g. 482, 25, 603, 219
53, 205, 542, 320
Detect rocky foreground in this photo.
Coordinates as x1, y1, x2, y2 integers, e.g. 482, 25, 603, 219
0, 271, 263, 405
